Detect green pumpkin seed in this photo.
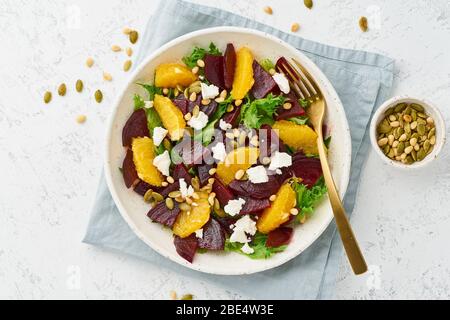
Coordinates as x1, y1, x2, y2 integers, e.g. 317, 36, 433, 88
410, 132, 419, 140
411, 103, 424, 112
165, 198, 174, 210
388, 148, 395, 158
129, 30, 139, 44
384, 107, 395, 116
411, 149, 417, 161
406, 155, 414, 164
423, 140, 431, 152
428, 127, 436, 139
383, 145, 390, 154
143, 189, 153, 203
359, 16, 368, 32
404, 106, 412, 115
394, 103, 407, 113
304, 0, 313, 9
76, 80, 83, 93
417, 149, 426, 161
417, 112, 427, 119
417, 123, 426, 136
378, 122, 392, 134
123, 60, 132, 72
152, 192, 164, 203
95, 90, 103, 103
181, 294, 193, 301
44, 91, 52, 104
58, 83, 67, 96
404, 122, 411, 133
411, 109, 417, 121
397, 142, 405, 154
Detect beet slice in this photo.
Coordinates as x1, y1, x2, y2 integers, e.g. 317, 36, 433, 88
147, 201, 180, 228
276, 167, 294, 185
228, 175, 281, 199
266, 227, 293, 248
173, 95, 189, 115
188, 93, 203, 114
223, 44, 236, 90
212, 178, 235, 206
276, 92, 306, 120
174, 234, 198, 263
276, 57, 299, 82
201, 100, 218, 117
204, 54, 225, 89
291, 152, 323, 187
122, 149, 139, 188
133, 180, 153, 196
251, 60, 278, 99
216, 217, 237, 235
198, 218, 226, 250
122, 109, 150, 147
259, 124, 287, 157
172, 136, 209, 166
197, 164, 213, 187
160, 181, 180, 198
240, 197, 271, 215
222, 105, 241, 127
172, 164, 192, 184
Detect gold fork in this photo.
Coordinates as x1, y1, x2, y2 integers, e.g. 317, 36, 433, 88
277, 58, 368, 275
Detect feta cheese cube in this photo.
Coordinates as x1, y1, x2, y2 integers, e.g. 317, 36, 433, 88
211, 142, 227, 162
219, 119, 232, 131
201, 82, 220, 100
246, 165, 269, 184
195, 229, 204, 239
269, 151, 292, 172
241, 243, 255, 255
152, 127, 168, 147
153, 151, 171, 176
179, 178, 195, 198
144, 100, 153, 109
272, 73, 290, 94
229, 215, 257, 244
188, 111, 209, 130
224, 198, 246, 217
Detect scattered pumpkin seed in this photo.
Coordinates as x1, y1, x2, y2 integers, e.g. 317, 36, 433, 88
143, 189, 153, 203
291, 23, 300, 32
129, 30, 139, 44
126, 47, 133, 57
94, 90, 103, 103
103, 72, 113, 82
75, 80, 84, 93
44, 91, 52, 104
304, 0, 313, 9
263, 6, 273, 15
76, 115, 87, 124
165, 198, 174, 210
111, 45, 122, 52
359, 16, 368, 32
58, 83, 67, 96
181, 294, 193, 301
123, 60, 132, 72
86, 57, 94, 68
411, 103, 424, 112
152, 192, 164, 203
123, 27, 132, 35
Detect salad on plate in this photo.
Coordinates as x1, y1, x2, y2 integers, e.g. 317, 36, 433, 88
120, 42, 329, 263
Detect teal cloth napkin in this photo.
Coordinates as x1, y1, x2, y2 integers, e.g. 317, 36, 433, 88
83, 0, 394, 299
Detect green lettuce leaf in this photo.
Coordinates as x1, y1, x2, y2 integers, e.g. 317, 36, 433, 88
137, 83, 162, 101
240, 94, 286, 129
224, 232, 287, 259
133, 93, 163, 136
292, 177, 328, 222
288, 116, 309, 125
259, 58, 275, 72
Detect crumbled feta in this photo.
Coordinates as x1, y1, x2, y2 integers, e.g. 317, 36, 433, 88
153, 151, 171, 176
272, 73, 290, 94
241, 243, 255, 255
224, 198, 246, 217
188, 111, 209, 130
246, 165, 269, 184
201, 82, 220, 100
179, 178, 195, 198
152, 127, 168, 147
211, 142, 227, 162
269, 152, 292, 172
144, 100, 153, 109
276, 169, 282, 175
195, 229, 204, 239
219, 119, 232, 131
229, 215, 257, 244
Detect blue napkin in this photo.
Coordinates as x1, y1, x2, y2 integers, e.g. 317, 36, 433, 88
84, 0, 394, 299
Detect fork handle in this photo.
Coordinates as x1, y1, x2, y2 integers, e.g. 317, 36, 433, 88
317, 136, 368, 275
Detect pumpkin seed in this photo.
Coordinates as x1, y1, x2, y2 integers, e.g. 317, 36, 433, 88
417, 123, 426, 136
359, 16, 368, 32
404, 106, 412, 115
291, 23, 300, 32
143, 189, 153, 202
76, 115, 87, 124
191, 177, 201, 191
394, 103, 407, 113
378, 121, 392, 134
410, 121, 418, 130
214, 198, 221, 211
411, 149, 417, 161
430, 135, 436, 145
179, 203, 191, 211
111, 45, 122, 52
263, 6, 273, 14
378, 137, 388, 147
86, 57, 94, 68
153, 192, 164, 203
397, 142, 405, 154
129, 30, 139, 44
58, 83, 67, 96
383, 145, 390, 154
417, 112, 427, 119
94, 90, 103, 103
411, 103, 424, 112
181, 294, 193, 301
44, 91, 52, 104
404, 122, 411, 134
411, 109, 417, 121
189, 86, 202, 94
417, 149, 426, 161
423, 140, 431, 152
388, 114, 397, 122
428, 127, 436, 139
165, 198, 174, 210
399, 134, 407, 142
406, 155, 414, 164
384, 107, 395, 116
126, 47, 133, 57
304, 0, 313, 9
75, 80, 84, 93
123, 60, 132, 72
387, 148, 395, 158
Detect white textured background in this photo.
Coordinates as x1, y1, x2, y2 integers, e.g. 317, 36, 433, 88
1, 0, 449, 300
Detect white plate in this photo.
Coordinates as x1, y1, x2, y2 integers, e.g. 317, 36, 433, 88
104, 27, 352, 275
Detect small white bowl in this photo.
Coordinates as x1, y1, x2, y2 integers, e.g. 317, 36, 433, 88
370, 96, 446, 169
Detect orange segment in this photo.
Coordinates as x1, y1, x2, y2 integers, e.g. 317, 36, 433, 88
216, 147, 260, 185
132, 137, 164, 187
273, 120, 319, 155
153, 94, 186, 141
257, 183, 296, 234
231, 47, 255, 100
155, 63, 197, 88
173, 196, 211, 238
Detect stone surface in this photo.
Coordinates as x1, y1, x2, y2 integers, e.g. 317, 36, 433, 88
0, 0, 449, 299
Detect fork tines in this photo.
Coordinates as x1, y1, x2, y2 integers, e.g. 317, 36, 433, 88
276, 57, 319, 100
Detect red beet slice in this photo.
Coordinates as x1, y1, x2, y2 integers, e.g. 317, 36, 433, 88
222, 105, 241, 127
147, 201, 181, 228
212, 177, 235, 206
216, 217, 237, 235
160, 181, 180, 198
259, 124, 287, 157
204, 54, 225, 89
291, 152, 323, 187
173, 137, 209, 166
173, 95, 189, 115
172, 164, 192, 185
174, 234, 198, 263
228, 175, 281, 200
251, 60, 278, 99
122, 149, 139, 188
134, 180, 152, 196
276, 167, 294, 185
276, 57, 299, 82
276, 92, 306, 120
122, 109, 150, 147
201, 100, 218, 117
223, 44, 236, 90
266, 227, 294, 248
240, 197, 271, 215
197, 164, 213, 187
198, 218, 226, 250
